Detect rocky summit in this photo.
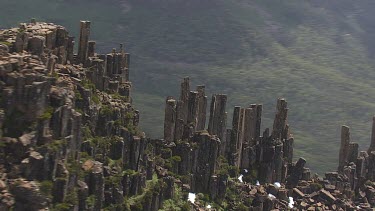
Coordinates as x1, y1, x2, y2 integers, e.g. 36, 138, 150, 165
0, 20, 374, 211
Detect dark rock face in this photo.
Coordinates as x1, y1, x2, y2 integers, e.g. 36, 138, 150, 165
10, 179, 49, 210
1, 19, 375, 211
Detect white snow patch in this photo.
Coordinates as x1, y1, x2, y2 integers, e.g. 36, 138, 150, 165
288, 197, 294, 208
274, 182, 281, 188
206, 205, 212, 209
188, 193, 196, 204
256, 180, 260, 186
244, 169, 248, 173
238, 174, 244, 183
268, 194, 276, 199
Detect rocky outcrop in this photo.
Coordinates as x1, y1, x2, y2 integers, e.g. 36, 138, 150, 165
0, 20, 162, 211
1, 19, 375, 211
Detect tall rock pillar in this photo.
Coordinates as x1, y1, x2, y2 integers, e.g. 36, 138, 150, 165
77, 21, 91, 65
179, 77, 190, 123
164, 98, 177, 143
196, 85, 207, 131
339, 125, 351, 172
368, 116, 375, 153
208, 94, 227, 143
229, 106, 241, 166
272, 98, 288, 140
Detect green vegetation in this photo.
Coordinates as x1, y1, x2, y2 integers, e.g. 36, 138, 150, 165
0, 41, 12, 47
310, 182, 323, 191
127, 173, 165, 210
81, 79, 96, 91
64, 189, 78, 207
0, 140, 7, 148
53, 189, 78, 211
74, 90, 83, 101
66, 158, 83, 179
216, 156, 239, 177
53, 203, 71, 211
100, 105, 114, 116
91, 93, 100, 104
42, 139, 65, 153
112, 92, 128, 101
2, 0, 375, 173
39, 180, 53, 199
125, 122, 140, 136
82, 125, 93, 139
38, 106, 54, 121
160, 185, 191, 211
105, 174, 123, 187
86, 195, 96, 209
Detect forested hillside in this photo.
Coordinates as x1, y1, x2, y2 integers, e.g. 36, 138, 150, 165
2, 0, 375, 173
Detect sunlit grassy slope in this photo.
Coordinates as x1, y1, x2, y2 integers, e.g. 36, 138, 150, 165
2, 0, 375, 173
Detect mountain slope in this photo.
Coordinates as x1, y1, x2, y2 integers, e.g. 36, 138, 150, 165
2, 0, 375, 173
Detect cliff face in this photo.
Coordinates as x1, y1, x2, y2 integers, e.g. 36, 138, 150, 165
0, 20, 375, 211
0, 20, 166, 211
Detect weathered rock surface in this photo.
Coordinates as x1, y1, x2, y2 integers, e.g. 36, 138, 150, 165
1, 19, 375, 211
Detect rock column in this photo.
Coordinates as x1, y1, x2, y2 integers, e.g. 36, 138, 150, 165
88, 41, 96, 58
208, 94, 227, 153
66, 37, 74, 64
77, 21, 91, 65
187, 91, 199, 128
272, 98, 288, 140
192, 133, 220, 194
229, 106, 241, 167
164, 98, 176, 143
368, 116, 375, 153
179, 77, 190, 123
339, 125, 351, 172
196, 85, 207, 131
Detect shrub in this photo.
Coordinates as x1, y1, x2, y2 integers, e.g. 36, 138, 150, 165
86, 195, 95, 208
310, 182, 323, 191
91, 93, 100, 104
100, 105, 114, 116
0, 41, 11, 47
39, 180, 53, 198
38, 106, 54, 121
54, 203, 71, 211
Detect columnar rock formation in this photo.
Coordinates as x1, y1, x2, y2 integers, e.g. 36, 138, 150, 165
163, 78, 308, 199
368, 116, 375, 152
0, 20, 171, 211
1, 19, 375, 211
160, 78, 375, 210
329, 120, 375, 205
77, 21, 90, 65
163, 77, 209, 144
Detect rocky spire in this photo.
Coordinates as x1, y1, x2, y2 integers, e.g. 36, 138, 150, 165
187, 91, 199, 128
338, 125, 359, 173
196, 85, 207, 131
88, 41, 96, 57
243, 107, 256, 146
208, 94, 227, 146
339, 125, 351, 172
179, 77, 190, 123
368, 116, 375, 153
77, 21, 91, 65
164, 98, 176, 143
229, 106, 242, 166
272, 98, 288, 140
